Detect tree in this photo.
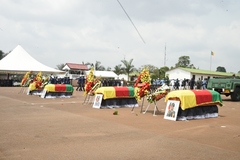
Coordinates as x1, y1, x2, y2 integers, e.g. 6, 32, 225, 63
106, 67, 112, 71
0, 50, 7, 60
139, 64, 158, 79
216, 66, 226, 72
159, 66, 169, 79
56, 63, 65, 70
94, 61, 105, 71
121, 58, 136, 81
113, 64, 124, 75
84, 61, 105, 71
151, 66, 170, 80
139, 64, 158, 73
84, 62, 94, 69
175, 56, 195, 68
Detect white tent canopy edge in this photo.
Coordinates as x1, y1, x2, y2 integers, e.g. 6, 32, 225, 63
85, 71, 118, 79
0, 45, 65, 74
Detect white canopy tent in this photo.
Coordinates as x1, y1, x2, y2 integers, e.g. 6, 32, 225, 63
0, 45, 65, 74
85, 70, 118, 79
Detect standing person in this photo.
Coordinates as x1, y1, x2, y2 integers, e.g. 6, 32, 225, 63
80, 74, 86, 91
174, 78, 180, 90
196, 78, 202, 89
182, 78, 186, 90
50, 74, 55, 84
121, 78, 124, 86
76, 76, 81, 91
202, 78, 207, 90
190, 77, 195, 90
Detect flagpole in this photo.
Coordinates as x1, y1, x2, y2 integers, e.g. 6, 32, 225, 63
210, 53, 212, 71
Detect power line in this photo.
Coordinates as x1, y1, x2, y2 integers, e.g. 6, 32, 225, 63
117, 0, 146, 44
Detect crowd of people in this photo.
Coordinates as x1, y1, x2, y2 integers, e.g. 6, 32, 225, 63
76, 73, 85, 91
49, 74, 71, 85
75, 74, 126, 92
101, 79, 125, 87
169, 77, 209, 90
48, 75, 210, 92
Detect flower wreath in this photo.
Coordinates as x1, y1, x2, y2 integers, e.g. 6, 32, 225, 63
21, 71, 32, 86
146, 84, 170, 103
88, 78, 101, 95
84, 67, 95, 96
134, 68, 151, 101
33, 71, 43, 90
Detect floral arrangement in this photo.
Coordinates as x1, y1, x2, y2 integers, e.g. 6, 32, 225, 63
28, 71, 44, 91
88, 79, 101, 95
21, 71, 32, 86
84, 67, 95, 95
146, 84, 170, 103
134, 68, 151, 101
33, 71, 43, 89
41, 76, 49, 88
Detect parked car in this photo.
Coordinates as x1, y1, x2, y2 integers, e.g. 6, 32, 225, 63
13, 81, 21, 86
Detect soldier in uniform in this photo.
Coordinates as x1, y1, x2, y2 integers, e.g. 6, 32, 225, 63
166, 102, 176, 118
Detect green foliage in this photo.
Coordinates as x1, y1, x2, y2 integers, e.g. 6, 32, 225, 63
106, 67, 112, 71
164, 75, 170, 85
175, 55, 195, 68
83, 62, 93, 69
52, 55, 236, 79
113, 64, 124, 75
139, 64, 158, 73
216, 66, 226, 72
56, 63, 65, 70
84, 61, 105, 71
121, 58, 136, 81
0, 50, 7, 60
159, 66, 169, 79
95, 61, 105, 71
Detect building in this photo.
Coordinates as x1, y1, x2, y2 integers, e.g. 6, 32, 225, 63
165, 67, 238, 81
62, 63, 89, 79
62, 63, 88, 73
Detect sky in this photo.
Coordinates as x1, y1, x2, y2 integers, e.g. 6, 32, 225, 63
0, 0, 240, 73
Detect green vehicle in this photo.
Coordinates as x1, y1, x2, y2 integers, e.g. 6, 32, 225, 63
207, 77, 240, 101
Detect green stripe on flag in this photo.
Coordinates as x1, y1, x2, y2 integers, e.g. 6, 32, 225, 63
208, 90, 222, 103
66, 84, 74, 92
127, 87, 135, 97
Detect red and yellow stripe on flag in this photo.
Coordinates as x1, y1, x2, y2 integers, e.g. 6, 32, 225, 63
165, 90, 222, 110
55, 84, 67, 92
44, 84, 74, 92
114, 86, 129, 97
191, 90, 213, 104
95, 87, 116, 99
95, 87, 135, 100
113, 86, 135, 98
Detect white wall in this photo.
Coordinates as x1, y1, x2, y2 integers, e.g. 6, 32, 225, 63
165, 68, 191, 80
166, 68, 221, 81
116, 74, 128, 81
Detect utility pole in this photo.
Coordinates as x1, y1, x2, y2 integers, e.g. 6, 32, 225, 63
164, 43, 166, 67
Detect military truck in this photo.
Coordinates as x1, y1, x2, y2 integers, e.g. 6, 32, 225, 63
207, 77, 240, 101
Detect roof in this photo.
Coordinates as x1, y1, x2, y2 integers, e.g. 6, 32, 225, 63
0, 45, 65, 74
171, 67, 240, 77
64, 63, 88, 70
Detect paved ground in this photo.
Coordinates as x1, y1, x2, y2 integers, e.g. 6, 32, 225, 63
0, 87, 240, 160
